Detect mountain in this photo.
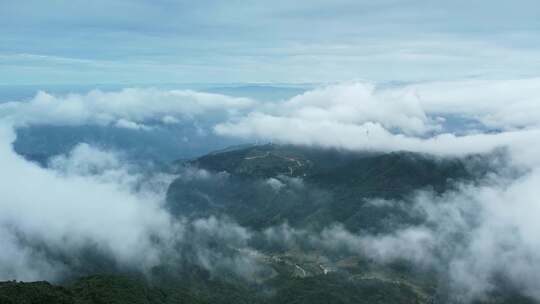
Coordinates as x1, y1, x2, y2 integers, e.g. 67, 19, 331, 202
3, 144, 531, 304
167, 144, 492, 232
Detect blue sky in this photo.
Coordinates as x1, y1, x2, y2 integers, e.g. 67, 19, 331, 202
1, 0, 540, 84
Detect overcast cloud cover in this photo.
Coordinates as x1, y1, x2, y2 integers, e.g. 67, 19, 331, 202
2, 0, 540, 84
1, 1, 540, 302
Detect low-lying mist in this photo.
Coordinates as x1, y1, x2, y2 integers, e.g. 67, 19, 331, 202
0, 79, 539, 302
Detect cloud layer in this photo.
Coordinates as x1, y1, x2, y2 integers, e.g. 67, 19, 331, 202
357, 167, 540, 301
0, 125, 262, 281
1, 79, 540, 302
0, 88, 254, 129
214, 78, 540, 300
216, 78, 540, 164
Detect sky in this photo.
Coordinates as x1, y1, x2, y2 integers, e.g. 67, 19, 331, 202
1, 0, 540, 84
2, 2, 540, 301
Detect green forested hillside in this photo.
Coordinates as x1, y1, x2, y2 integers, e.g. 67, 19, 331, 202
167, 144, 491, 232
2, 272, 536, 304
2, 145, 530, 304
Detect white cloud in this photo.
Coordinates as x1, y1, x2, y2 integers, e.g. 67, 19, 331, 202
352, 168, 540, 301
265, 177, 285, 192
115, 118, 151, 130
1, 78, 540, 302
0, 125, 176, 279
216, 79, 540, 165
0, 124, 260, 281
49, 143, 123, 175
404, 78, 540, 130
217, 113, 540, 166
216, 79, 540, 301
273, 82, 435, 135
162, 115, 180, 124
0, 88, 255, 128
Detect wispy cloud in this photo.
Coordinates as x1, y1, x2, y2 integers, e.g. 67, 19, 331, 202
1, 1, 540, 83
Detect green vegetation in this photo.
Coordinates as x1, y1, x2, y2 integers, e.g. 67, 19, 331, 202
0, 272, 430, 304
168, 144, 491, 232
0, 281, 73, 304
2, 144, 531, 303
4, 272, 535, 303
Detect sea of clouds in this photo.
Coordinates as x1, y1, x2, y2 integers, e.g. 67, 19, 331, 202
0, 78, 539, 301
